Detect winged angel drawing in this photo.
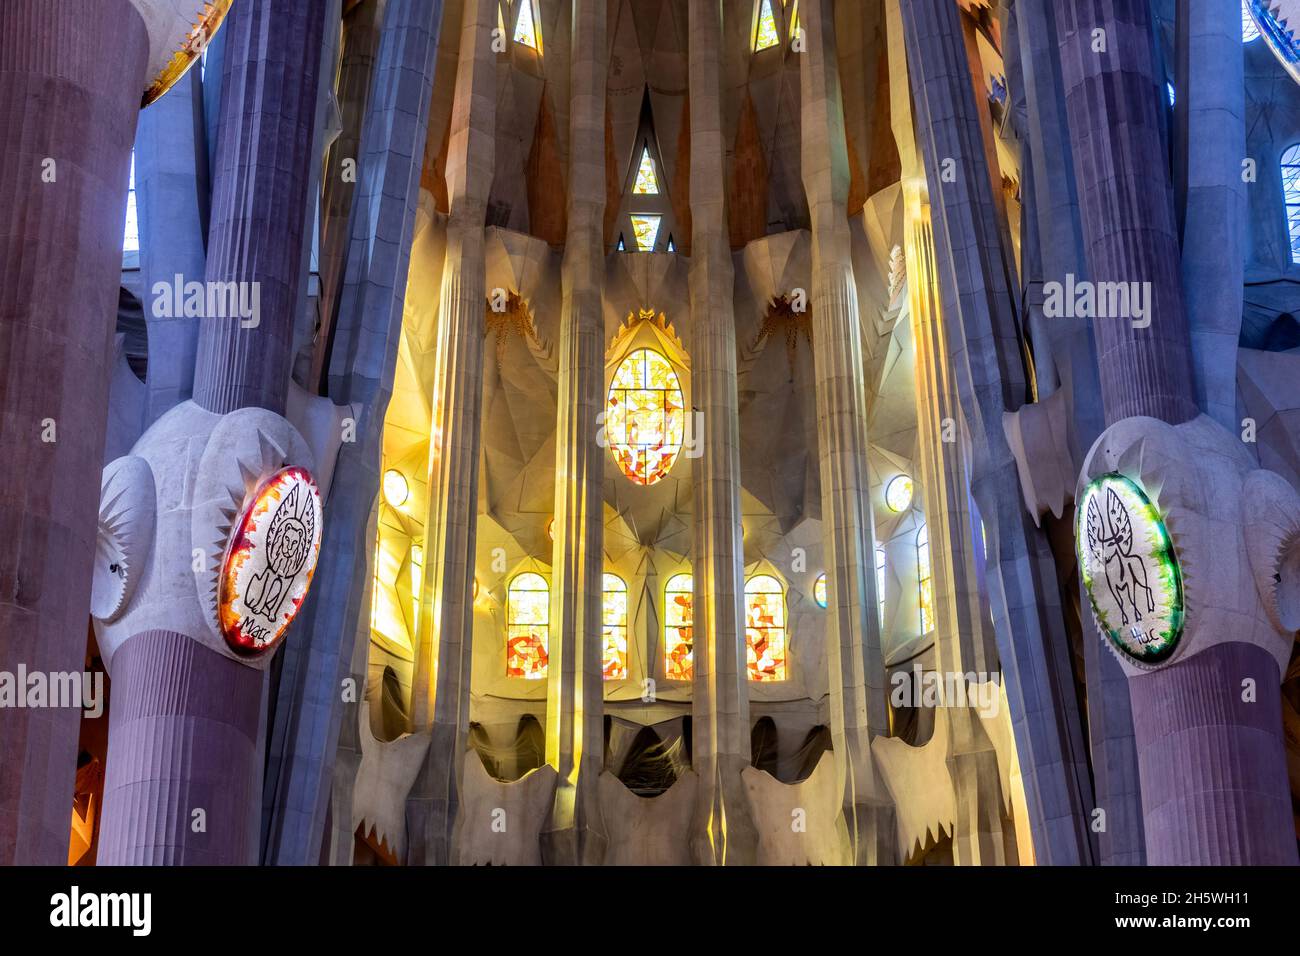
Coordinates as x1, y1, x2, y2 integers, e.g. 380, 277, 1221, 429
1086, 487, 1155, 627
245, 481, 316, 622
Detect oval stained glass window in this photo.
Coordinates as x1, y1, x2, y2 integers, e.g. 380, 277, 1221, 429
607, 348, 686, 485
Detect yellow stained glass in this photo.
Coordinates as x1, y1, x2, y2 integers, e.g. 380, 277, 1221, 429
745, 574, 787, 681
875, 548, 886, 625
513, 0, 540, 51
603, 572, 628, 680
664, 572, 694, 680
607, 348, 685, 485
789, 0, 801, 44
754, 0, 779, 51
813, 571, 827, 609
630, 214, 662, 251
507, 571, 549, 678
917, 525, 933, 634
633, 147, 659, 194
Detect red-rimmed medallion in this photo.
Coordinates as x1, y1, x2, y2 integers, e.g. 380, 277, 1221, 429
218, 466, 323, 655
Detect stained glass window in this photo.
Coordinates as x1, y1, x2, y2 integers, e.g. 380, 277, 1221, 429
630, 214, 662, 251
603, 573, 628, 680
1282, 144, 1300, 263
885, 474, 913, 512
124, 151, 138, 254
876, 548, 886, 625
917, 524, 933, 634
745, 574, 787, 681
513, 0, 541, 52
1243, 0, 1260, 42
753, 0, 779, 51
788, 0, 801, 46
633, 147, 659, 194
507, 572, 549, 679
813, 572, 828, 609
606, 348, 685, 485
664, 572, 694, 680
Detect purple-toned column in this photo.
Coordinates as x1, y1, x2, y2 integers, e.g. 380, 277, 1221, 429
1057, 0, 1296, 864
97, 0, 325, 864
0, 0, 149, 865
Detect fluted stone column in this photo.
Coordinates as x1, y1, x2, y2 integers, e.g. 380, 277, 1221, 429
542, 0, 609, 866
799, 0, 891, 865
1177, 0, 1246, 432
0, 0, 149, 865
1057, 0, 1296, 865
136, 71, 208, 423
409, 0, 497, 866
1007, 0, 1145, 866
684, 0, 758, 867
899, 0, 1096, 864
98, 0, 326, 864
263, 0, 443, 864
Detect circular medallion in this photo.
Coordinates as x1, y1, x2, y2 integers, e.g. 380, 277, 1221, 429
218, 466, 323, 655
134, 0, 235, 107
1077, 473, 1184, 665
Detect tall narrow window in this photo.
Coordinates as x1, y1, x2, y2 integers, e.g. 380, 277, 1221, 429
1243, 0, 1260, 42
813, 572, 828, 609
917, 524, 933, 634
788, 0, 801, 46
603, 573, 628, 680
1282, 144, 1300, 263
607, 347, 686, 485
875, 548, 887, 626
123, 150, 139, 254
745, 574, 788, 681
664, 572, 694, 680
507, 572, 549, 679
513, 0, 541, 52
753, 0, 780, 51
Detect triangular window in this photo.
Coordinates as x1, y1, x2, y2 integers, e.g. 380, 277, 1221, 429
633, 147, 659, 195
753, 0, 779, 51
514, 0, 541, 52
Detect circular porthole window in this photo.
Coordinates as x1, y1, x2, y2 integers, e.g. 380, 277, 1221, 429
885, 474, 914, 513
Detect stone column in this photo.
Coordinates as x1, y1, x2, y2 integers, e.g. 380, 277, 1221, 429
684, 0, 758, 867
898, 0, 1096, 864
799, 0, 891, 865
542, 0, 609, 866
135, 71, 208, 424
1007, 0, 1145, 866
1177, 0, 1246, 432
97, 0, 326, 865
1057, 0, 1296, 865
263, 0, 443, 864
885, 0, 1005, 865
0, 0, 149, 865
408, 0, 496, 866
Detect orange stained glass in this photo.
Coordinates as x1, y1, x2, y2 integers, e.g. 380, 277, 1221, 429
917, 524, 933, 634
506, 571, 549, 678
603, 573, 629, 680
745, 574, 787, 681
606, 348, 686, 485
664, 572, 694, 680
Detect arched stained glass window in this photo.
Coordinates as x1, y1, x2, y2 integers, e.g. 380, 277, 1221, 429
917, 524, 933, 634
664, 572, 694, 680
607, 348, 686, 485
603, 573, 628, 680
1282, 144, 1300, 264
507, 572, 549, 679
876, 548, 886, 626
813, 572, 828, 609
513, 0, 541, 52
753, 0, 779, 51
745, 574, 788, 681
